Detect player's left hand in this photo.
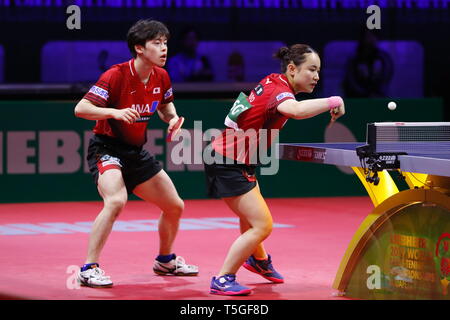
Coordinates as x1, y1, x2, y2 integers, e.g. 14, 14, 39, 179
168, 116, 180, 133
166, 116, 185, 142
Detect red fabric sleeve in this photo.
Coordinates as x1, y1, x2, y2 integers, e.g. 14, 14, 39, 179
83, 67, 121, 107
266, 88, 296, 117
160, 68, 174, 105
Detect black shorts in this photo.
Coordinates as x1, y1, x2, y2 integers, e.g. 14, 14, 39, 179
87, 134, 163, 194
203, 146, 257, 198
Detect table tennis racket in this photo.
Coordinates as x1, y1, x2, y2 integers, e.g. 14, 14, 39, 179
166, 116, 185, 142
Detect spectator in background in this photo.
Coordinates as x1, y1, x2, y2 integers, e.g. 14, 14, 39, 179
227, 51, 245, 82
168, 28, 214, 82
97, 50, 109, 72
343, 29, 394, 97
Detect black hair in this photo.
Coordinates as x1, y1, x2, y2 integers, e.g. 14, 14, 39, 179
274, 44, 318, 73
127, 19, 170, 58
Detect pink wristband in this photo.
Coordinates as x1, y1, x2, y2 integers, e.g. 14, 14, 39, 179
327, 96, 343, 110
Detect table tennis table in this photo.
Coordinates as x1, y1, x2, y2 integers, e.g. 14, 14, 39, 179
279, 142, 450, 178
278, 122, 450, 300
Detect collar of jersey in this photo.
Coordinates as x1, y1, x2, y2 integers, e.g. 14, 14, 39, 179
129, 59, 155, 90
278, 74, 295, 93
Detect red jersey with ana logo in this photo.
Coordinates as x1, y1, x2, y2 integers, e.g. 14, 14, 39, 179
212, 73, 296, 163
84, 59, 174, 147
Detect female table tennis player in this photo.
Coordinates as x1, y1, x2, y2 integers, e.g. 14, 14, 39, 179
205, 44, 345, 295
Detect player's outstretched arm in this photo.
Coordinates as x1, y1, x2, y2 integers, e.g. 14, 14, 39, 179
277, 96, 345, 120
74, 99, 140, 124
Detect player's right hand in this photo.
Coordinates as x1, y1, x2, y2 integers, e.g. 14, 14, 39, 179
330, 102, 345, 122
112, 108, 141, 124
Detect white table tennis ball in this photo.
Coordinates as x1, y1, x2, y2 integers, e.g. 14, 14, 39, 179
388, 101, 397, 110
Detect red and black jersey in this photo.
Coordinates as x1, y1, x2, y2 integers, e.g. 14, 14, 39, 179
84, 59, 174, 147
213, 73, 296, 163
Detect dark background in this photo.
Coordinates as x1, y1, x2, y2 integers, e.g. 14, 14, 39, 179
0, 4, 449, 118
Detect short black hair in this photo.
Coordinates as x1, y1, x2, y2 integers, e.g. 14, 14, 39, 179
127, 19, 170, 58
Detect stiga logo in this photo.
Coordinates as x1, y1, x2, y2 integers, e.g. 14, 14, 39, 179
379, 155, 396, 161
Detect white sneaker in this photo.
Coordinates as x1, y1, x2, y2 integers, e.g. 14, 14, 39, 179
153, 256, 199, 276
77, 265, 113, 288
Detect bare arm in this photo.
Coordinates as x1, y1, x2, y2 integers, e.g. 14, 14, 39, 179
277, 97, 345, 121
157, 102, 178, 124
74, 98, 140, 124
157, 102, 183, 134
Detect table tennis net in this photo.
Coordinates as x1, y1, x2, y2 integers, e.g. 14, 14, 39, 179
367, 122, 450, 155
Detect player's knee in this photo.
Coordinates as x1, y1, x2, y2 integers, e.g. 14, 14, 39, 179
171, 198, 184, 217
262, 223, 273, 239
255, 221, 273, 240
104, 195, 127, 215
163, 197, 184, 218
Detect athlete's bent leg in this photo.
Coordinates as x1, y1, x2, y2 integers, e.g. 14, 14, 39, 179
134, 170, 197, 276
219, 186, 273, 276
133, 170, 184, 256
236, 185, 283, 283
239, 218, 268, 260
238, 184, 269, 260
85, 169, 128, 264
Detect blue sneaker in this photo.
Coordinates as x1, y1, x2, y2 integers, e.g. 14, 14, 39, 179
210, 274, 252, 296
243, 254, 284, 283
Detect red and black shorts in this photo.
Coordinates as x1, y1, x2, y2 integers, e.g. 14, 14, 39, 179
87, 134, 162, 194
203, 146, 257, 198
